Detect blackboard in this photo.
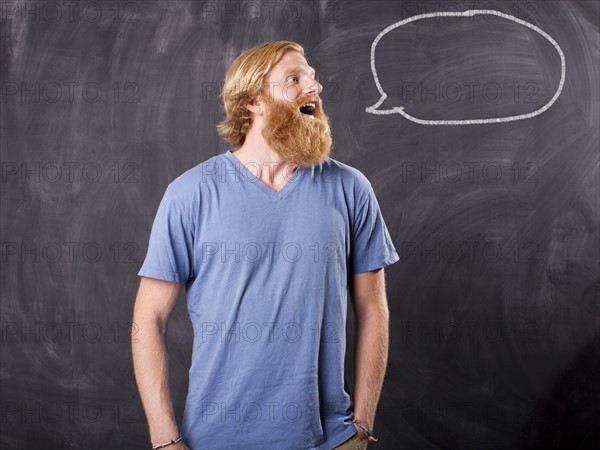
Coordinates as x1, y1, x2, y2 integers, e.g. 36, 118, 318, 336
1, 1, 598, 449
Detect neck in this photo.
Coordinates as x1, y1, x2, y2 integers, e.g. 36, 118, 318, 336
232, 133, 298, 185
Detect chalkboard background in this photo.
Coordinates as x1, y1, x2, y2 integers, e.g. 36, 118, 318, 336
1, 1, 598, 449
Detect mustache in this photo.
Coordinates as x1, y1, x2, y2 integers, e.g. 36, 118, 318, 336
295, 95, 323, 114
264, 94, 325, 116
293, 96, 327, 123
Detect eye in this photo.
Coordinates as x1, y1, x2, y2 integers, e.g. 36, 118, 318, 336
287, 75, 299, 83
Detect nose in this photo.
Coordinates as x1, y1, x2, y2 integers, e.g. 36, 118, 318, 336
304, 77, 323, 96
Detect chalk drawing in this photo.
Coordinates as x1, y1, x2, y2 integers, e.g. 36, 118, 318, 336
366, 9, 566, 125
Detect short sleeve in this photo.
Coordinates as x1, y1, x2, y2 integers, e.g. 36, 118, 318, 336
138, 185, 194, 284
350, 181, 400, 274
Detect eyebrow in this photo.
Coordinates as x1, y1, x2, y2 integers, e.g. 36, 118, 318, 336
285, 66, 316, 78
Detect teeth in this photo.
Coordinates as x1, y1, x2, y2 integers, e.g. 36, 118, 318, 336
301, 102, 316, 109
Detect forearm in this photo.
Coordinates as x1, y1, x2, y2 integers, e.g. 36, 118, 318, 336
132, 317, 180, 444
352, 308, 389, 429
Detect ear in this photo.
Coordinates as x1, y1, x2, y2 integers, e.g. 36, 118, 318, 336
246, 96, 264, 116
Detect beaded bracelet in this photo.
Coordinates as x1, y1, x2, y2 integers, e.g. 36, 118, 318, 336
151, 435, 182, 450
352, 419, 379, 442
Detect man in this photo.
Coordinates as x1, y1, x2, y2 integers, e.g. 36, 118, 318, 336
132, 41, 399, 450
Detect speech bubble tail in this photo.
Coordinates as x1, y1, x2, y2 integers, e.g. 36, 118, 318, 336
365, 105, 405, 115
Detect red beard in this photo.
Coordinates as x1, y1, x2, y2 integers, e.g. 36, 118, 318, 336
261, 94, 332, 167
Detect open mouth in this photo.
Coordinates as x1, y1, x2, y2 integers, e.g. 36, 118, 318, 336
299, 102, 316, 116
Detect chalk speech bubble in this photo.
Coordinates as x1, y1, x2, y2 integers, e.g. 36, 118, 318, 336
366, 9, 566, 125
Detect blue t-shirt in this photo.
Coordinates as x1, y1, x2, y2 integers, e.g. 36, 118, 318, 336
138, 149, 399, 450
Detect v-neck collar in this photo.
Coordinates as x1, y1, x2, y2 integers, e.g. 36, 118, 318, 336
223, 149, 305, 202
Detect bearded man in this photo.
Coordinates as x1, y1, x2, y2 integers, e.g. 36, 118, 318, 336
132, 41, 399, 450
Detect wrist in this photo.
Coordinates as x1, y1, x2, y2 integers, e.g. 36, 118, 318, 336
352, 418, 379, 443
353, 415, 372, 428
352, 413, 373, 432
151, 435, 182, 450
149, 423, 180, 446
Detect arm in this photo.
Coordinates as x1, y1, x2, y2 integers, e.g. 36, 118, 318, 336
132, 276, 190, 450
349, 267, 390, 446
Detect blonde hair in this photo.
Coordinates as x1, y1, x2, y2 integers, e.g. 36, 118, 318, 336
217, 41, 305, 148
